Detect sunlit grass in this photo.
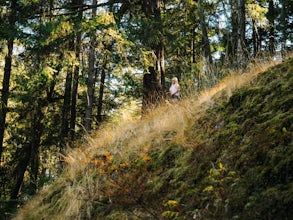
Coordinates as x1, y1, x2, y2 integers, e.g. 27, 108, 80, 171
72, 55, 284, 166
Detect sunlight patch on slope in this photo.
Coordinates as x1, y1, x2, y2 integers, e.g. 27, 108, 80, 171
198, 58, 282, 107
76, 57, 284, 164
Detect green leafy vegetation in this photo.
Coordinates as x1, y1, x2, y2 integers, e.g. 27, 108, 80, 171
13, 58, 292, 219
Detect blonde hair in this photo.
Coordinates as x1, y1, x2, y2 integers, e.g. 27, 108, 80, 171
172, 77, 178, 83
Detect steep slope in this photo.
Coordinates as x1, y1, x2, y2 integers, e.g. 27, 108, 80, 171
14, 58, 292, 220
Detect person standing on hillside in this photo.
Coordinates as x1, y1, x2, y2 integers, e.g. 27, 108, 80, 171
169, 77, 181, 100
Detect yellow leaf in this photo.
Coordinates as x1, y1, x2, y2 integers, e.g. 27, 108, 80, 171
203, 185, 214, 192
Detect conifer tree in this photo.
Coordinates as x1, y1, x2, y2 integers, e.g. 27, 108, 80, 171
85, 0, 97, 133
0, 0, 17, 161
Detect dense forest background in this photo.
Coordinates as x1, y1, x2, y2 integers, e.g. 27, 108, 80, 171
0, 0, 292, 218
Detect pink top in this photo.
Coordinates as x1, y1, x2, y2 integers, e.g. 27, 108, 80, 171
169, 84, 180, 96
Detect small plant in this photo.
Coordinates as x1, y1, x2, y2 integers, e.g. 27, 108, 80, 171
162, 200, 180, 219
198, 161, 239, 219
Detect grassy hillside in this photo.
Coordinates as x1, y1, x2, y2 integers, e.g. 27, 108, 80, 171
14, 58, 292, 220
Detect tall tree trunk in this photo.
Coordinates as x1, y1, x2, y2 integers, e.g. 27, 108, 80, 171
142, 67, 161, 114
70, 1, 83, 140
156, 44, 166, 92
0, 40, 13, 161
97, 65, 106, 124
227, 0, 238, 65
191, 26, 196, 65
61, 68, 72, 145
252, 19, 258, 58
85, 0, 97, 133
10, 144, 31, 200
197, 0, 214, 86
141, 0, 165, 114
85, 47, 95, 133
198, 0, 213, 65
236, 0, 247, 69
28, 102, 44, 195
11, 101, 44, 199
268, 0, 275, 55
0, 0, 17, 160
154, 0, 165, 92
279, 0, 288, 55
61, 0, 83, 144
70, 43, 80, 139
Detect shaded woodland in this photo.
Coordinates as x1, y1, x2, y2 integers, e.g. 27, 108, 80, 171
0, 0, 292, 218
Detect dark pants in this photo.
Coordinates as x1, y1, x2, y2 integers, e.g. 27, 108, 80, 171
171, 94, 180, 99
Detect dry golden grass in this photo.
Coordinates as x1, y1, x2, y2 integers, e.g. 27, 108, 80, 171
62, 56, 283, 179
